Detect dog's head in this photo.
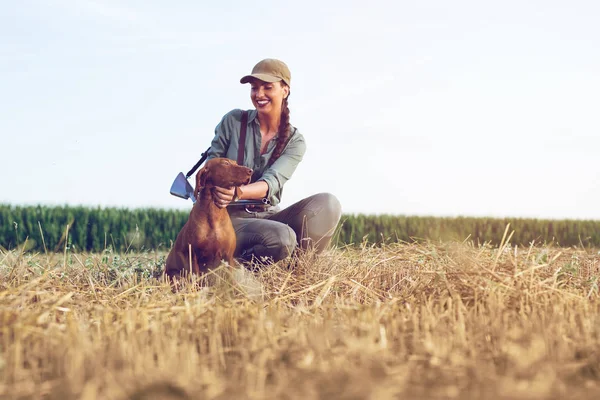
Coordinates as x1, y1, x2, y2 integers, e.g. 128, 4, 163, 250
194, 158, 253, 197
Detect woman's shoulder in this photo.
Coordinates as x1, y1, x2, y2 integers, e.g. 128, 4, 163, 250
215, 109, 254, 139
220, 108, 255, 124
283, 126, 306, 155
289, 126, 305, 143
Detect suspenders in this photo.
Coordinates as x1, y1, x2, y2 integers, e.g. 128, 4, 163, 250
237, 110, 248, 165
233, 110, 272, 211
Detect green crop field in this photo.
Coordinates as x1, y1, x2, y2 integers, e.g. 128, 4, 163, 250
2, 204, 600, 253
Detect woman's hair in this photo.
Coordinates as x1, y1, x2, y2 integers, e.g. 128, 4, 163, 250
268, 87, 291, 167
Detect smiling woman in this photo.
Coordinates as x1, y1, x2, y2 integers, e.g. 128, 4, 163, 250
206, 59, 342, 265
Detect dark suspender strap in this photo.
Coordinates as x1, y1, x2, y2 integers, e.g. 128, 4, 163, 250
237, 111, 248, 165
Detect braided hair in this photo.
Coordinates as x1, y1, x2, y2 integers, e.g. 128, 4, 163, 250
268, 89, 291, 167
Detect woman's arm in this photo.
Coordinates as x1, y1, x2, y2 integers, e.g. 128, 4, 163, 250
213, 130, 306, 208
212, 181, 268, 209
257, 132, 306, 203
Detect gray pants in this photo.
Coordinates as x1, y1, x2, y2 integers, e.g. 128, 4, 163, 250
229, 193, 342, 263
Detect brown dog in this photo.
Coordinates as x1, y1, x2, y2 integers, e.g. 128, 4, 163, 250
165, 158, 252, 285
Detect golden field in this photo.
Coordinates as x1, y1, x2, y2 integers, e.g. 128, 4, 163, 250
1, 238, 600, 399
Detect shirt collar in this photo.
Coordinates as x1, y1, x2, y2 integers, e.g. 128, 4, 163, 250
248, 109, 259, 124
248, 109, 278, 139
247, 109, 295, 141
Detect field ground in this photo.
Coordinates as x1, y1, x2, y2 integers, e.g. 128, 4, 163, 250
1, 241, 600, 399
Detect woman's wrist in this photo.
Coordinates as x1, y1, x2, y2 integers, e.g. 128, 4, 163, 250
233, 186, 244, 201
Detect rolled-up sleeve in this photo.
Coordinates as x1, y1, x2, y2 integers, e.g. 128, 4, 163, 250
259, 132, 306, 204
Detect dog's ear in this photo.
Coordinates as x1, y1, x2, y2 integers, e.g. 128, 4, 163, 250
195, 167, 209, 197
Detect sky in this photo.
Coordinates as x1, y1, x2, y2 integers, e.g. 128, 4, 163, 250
1, 0, 599, 219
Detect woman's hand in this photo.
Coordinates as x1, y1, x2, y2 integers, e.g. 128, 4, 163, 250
213, 186, 235, 209
213, 181, 269, 208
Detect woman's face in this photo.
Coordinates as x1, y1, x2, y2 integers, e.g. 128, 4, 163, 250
250, 79, 289, 117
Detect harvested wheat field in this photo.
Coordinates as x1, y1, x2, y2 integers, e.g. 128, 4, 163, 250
1, 240, 600, 400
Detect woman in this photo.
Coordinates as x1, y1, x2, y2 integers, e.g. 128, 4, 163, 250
206, 58, 342, 264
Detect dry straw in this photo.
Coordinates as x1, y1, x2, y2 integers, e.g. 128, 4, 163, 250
1, 234, 600, 399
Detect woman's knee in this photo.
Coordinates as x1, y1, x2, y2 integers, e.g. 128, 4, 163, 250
316, 192, 342, 220
273, 224, 297, 261
308, 192, 342, 232
250, 223, 297, 263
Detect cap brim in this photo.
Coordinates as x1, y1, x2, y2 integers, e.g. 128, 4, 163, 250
240, 73, 282, 84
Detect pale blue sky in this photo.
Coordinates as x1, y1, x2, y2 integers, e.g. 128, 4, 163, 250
1, 0, 599, 219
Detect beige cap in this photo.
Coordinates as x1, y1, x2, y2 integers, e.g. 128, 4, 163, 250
240, 59, 291, 87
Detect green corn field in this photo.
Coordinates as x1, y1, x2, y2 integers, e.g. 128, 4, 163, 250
1, 204, 599, 252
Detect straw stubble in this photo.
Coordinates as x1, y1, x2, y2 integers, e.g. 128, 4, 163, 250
1, 241, 600, 399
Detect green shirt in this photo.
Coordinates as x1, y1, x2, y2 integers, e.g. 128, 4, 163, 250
206, 109, 306, 206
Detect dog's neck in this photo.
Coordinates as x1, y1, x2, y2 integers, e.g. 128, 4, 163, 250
194, 185, 223, 212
